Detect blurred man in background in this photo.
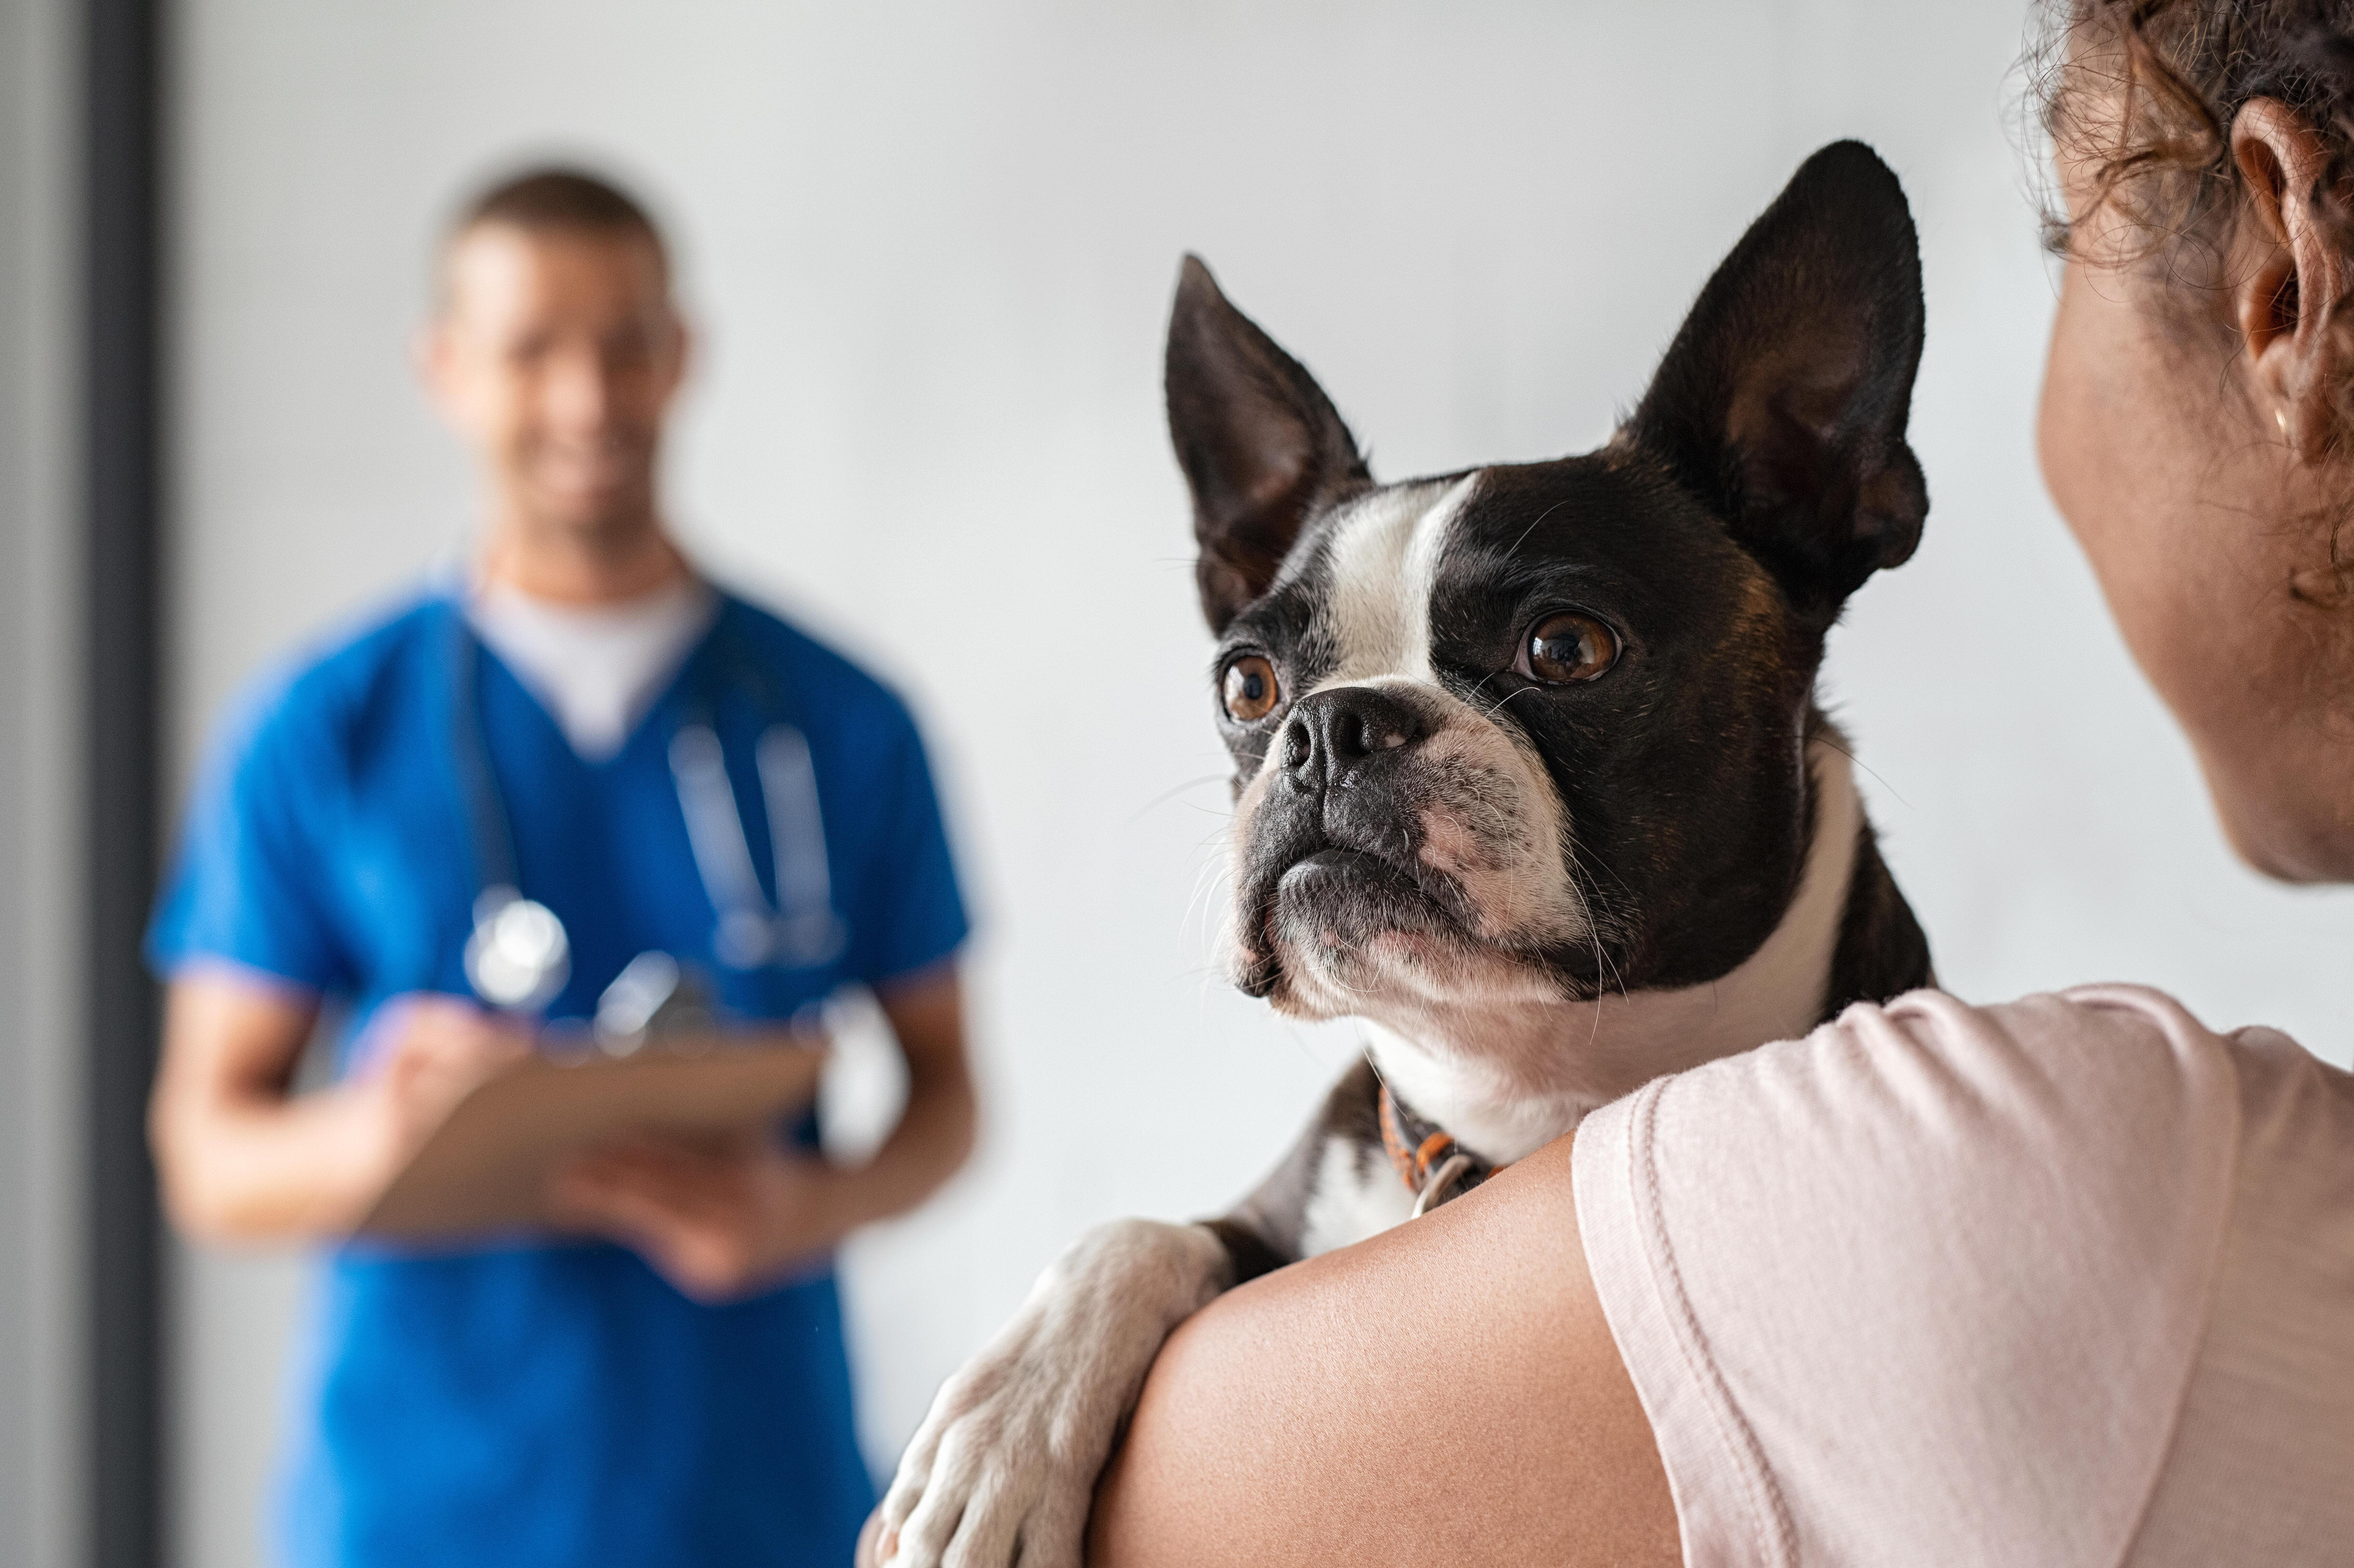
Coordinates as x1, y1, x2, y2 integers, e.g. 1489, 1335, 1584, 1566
146, 169, 975, 1567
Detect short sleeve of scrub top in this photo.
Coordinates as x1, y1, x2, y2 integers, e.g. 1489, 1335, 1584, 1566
146, 587, 970, 1568
839, 695, 968, 989
150, 663, 366, 996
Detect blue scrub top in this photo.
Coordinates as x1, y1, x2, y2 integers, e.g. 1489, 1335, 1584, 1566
149, 585, 970, 1568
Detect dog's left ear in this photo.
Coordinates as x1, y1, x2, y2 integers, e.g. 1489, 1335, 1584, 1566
1629, 140, 1927, 618
1166, 256, 1371, 635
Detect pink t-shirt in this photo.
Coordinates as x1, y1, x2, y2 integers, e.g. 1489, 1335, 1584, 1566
1574, 985, 2354, 1567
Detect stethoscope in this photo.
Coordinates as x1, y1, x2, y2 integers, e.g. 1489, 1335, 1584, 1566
451, 607, 848, 1016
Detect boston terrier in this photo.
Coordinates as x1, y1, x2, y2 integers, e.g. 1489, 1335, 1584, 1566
874, 140, 1935, 1568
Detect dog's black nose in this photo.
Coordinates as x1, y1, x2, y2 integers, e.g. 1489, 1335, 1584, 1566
1283, 687, 1427, 792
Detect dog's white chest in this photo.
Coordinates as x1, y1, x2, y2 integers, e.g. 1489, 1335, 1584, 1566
1299, 1133, 1417, 1256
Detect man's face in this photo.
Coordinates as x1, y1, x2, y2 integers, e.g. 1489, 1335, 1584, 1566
423, 223, 686, 538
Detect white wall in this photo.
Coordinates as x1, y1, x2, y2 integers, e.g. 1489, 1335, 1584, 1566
169, 2, 2354, 1564
1, 0, 87, 1565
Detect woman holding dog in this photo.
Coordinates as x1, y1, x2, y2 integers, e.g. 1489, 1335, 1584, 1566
1079, 4, 2354, 1563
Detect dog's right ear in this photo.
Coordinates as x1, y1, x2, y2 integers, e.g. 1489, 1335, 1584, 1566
1166, 256, 1370, 634
1628, 141, 1927, 622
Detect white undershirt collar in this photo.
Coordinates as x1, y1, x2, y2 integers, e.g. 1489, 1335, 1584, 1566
466, 574, 720, 762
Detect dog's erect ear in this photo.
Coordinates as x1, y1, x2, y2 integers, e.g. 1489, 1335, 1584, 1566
1629, 141, 1927, 617
1166, 256, 1371, 633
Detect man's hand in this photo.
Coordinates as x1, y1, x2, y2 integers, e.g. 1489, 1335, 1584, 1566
153, 973, 529, 1242
548, 1132, 856, 1302
332, 992, 533, 1216
543, 963, 979, 1303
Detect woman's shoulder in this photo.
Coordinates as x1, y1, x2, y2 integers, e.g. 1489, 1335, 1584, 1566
1579, 981, 2264, 1321
1819, 985, 2344, 1178
1572, 985, 2354, 1566
1672, 982, 2346, 1162
1600, 982, 2354, 1334
1804, 979, 2248, 1084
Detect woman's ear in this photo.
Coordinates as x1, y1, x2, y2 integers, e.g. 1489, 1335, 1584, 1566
2230, 97, 2348, 460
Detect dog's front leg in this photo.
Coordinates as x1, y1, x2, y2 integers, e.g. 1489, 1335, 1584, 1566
872, 1216, 1231, 1567
874, 1062, 1384, 1568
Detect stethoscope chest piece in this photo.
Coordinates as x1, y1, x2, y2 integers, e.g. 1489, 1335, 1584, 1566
464, 886, 571, 1011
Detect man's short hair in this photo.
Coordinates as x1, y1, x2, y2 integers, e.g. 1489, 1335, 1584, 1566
440, 167, 670, 297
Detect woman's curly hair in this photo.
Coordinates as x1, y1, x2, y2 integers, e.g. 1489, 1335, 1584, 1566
2038, 1, 2354, 596
2037, 1, 2354, 281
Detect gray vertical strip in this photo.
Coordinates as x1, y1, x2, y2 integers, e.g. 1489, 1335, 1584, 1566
83, 0, 165, 1562
5, 0, 93, 1562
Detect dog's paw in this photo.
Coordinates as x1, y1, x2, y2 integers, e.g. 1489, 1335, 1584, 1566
875, 1218, 1231, 1568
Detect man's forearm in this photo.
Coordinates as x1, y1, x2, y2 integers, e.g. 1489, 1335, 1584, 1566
826, 1058, 976, 1232
154, 979, 528, 1246
154, 1086, 383, 1242
151, 972, 377, 1243
827, 966, 978, 1235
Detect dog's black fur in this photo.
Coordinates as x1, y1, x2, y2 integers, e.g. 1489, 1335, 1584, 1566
1172, 140, 1935, 1275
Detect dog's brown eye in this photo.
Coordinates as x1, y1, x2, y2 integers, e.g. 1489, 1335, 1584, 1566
1221, 655, 1282, 722
1522, 613, 1619, 684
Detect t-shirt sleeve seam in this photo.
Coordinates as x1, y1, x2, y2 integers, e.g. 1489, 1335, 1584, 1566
2108, 1020, 2248, 1562
1628, 1077, 1800, 1568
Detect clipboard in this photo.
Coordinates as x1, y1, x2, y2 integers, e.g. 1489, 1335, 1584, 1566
356, 1031, 827, 1243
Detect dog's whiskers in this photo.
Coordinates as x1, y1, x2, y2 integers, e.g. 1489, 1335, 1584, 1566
1124, 771, 1234, 826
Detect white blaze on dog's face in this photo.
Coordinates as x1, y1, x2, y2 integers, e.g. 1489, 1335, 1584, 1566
1226, 474, 1593, 1026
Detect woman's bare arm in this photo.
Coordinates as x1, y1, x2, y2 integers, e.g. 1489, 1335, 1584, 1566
1086, 1134, 1679, 1568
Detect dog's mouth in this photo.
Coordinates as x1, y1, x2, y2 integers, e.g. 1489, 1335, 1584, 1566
1237, 844, 1476, 999
1224, 702, 1601, 1007
1277, 847, 1452, 919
